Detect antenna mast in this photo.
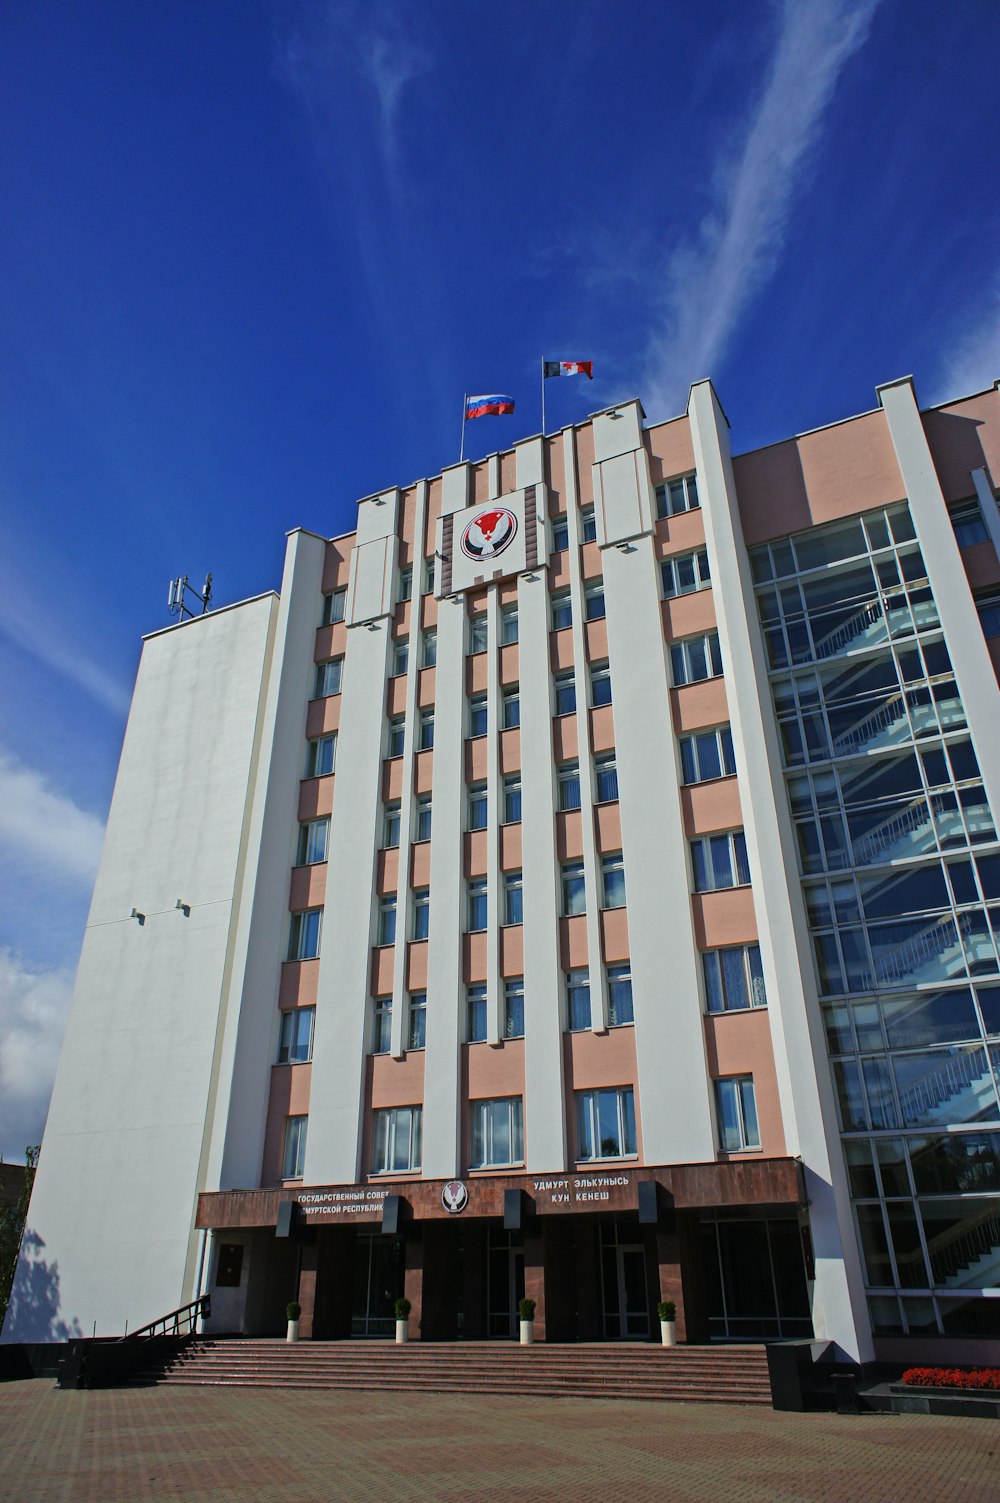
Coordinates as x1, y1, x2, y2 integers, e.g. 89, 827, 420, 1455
167, 572, 213, 621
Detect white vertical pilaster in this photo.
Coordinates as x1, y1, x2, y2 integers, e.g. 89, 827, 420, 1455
972, 467, 1000, 560
562, 431, 608, 1029
390, 483, 429, 1058
879, 378, 1000, 818
688, 378, 872, 1363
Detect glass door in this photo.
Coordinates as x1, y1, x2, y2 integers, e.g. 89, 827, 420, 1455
351, 1233, 403, 1337
600, 1223, 650, 1338
487, 1229, 525, 1337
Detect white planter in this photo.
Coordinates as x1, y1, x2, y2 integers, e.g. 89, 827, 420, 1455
660, 1320, 676, 1347
286, 1319, 300, 1343
519, 1320, 534, 1346
395, 1319, 409, 1344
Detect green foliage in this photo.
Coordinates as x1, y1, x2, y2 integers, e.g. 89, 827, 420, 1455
657, 1300, 676, 1322
517, 1297, 536, 1321
0, 1148, 39, 1330
394, 1296, 411, 1320
286, 1301, 301, 1321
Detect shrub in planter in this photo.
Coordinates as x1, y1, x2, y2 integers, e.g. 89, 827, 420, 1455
657, 1300, 676, 1323
286, 1301, 301, 1321
394, 1297, 412, 1321
901, 1366, 1000, 1391
518, 1298, 536, 1322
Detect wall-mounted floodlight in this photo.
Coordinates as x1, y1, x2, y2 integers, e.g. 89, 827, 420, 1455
176, 899, 191, 916
130, 908, 145, 925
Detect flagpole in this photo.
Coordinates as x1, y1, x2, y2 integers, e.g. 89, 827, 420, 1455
460, 392, 467, 462
541, 358, 546, 438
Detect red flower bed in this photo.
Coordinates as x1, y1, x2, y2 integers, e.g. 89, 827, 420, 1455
901, 1366, 1000, 1391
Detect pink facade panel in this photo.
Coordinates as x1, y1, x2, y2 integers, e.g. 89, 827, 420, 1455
370, 946, 394, 995
692, 889, 759, 949
464, 830, 487, 878
960, 540, 1000, 593
370, 1052, 425, 1110
654, 508, 706, 554
305, 695, 341, 738
289, 863, 327, 911
553, 715, 578, 762
406, 942, 428, 991
589, 706, 615, 753
681, 777, 743, 838
261, 1062, 313, 1186
670, 680, 729, 734
584, 617, 609, 663
499, 729, 521, 774
550, 630, 574, 672
298, 776, 334, 821
556, 811, 584, 862
410, 841, 431, 889
499, 643, 519, 686
376, 848, 398, 897
594, 802, 622, 852
278, 959, 319, 1008
646, 415, 697, 483
322, 535, 355, 593
500, 822, 523, 870
500, 925, 524, 976
704, 1010, 786, 1159
922, 390, 1000, 501
600, 908, 630, 964
387, 675, 407, 717
314, 621, 347, 664
464, 932, 488, 983
465, 736, 489, 783
560, 915, 589, 969
663, 590, 717, 641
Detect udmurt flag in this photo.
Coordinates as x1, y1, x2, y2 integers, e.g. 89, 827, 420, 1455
543, 360, 593, 379
466, 394, 515, 419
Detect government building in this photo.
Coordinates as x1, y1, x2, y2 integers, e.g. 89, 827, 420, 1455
5, 374, 1000, 1370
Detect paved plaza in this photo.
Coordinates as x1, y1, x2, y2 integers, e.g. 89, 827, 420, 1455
1, 1379, 998, 1502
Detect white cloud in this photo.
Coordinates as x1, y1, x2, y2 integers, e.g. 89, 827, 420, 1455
935, 276, 1000, 402
644, 0, 880, 418
0, 751, 105, 885
0, 949, 74, 1161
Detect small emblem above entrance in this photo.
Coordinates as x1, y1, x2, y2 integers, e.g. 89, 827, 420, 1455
441, 1180, 469, 1214
460, 507, 518, 562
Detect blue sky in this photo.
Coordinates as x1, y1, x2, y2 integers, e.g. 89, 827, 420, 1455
1, 0, 998, 1158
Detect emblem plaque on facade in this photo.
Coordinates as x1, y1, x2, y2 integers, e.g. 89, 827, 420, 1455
460, 506, 518, 561
441, 1180, 469, 1214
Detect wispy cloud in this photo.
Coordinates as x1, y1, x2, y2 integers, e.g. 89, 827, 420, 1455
0, 948, 74, 1161
644, 0, 880, 418
0, 547, 130, 718
935, 274, 1000, 402
0, 751, 105, 885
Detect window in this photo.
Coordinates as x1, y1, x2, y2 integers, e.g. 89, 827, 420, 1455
467, 877, 487, 931
577, 1087, 636, 1160
398, 565, 412, 602
502, 686, 520, 730
372, 995, 392, 1054
423, 559, 435, 595
387, 716, 405, 758
414, 793, 432, 842
558, 761, 581, 811
297, 818, 330, 865
412, 887, 430, 941
551, 591, 572, 630
468, 783, 488, 831
372, 1105, 422, 1173
282, 1116, 307, 1178
567, 968, 591, 1030
562, 860, 586, 916
584, 580, 606, 621
504, 976, 524, 1038
976, 590, 1000, 639
321, 587, 347, 626
306, 733, 336, 778
408, 992, 426, 1050
469, 695, 487, 737
601, 852, 626, 909
590, 661, 612, 707
703, 945, 767, 1013
467, 983, 487, 1042
277, 1007, 315, 1064
377, 894, 397, 946
383, 802, 401, 849
288, 909, 321, 961
607, 964, 633, 1025
315, 658, 343, 698
951, 499, 990, 548
552, 515, 570, 551
690, 831, 751, 891
662, 549, 710, 598
581, 506, 597, 543
655, 473, 700, 518
391, 639, 409, 677
422, 629, 437, 668
470, 1097, 524, 1168
501, 604, 519, 645
469, 614, 488, 654
554, 670, 576, 716
503, 773, 522, 824
504, 870, 523, 926
418, 707, 435, 751
680, 726, 736, 784
671, 633, 723, 685
595, 752, 618, 803
715, 1077, 760, 1151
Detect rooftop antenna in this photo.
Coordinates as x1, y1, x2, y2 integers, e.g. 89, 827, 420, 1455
168, 572, 213, 621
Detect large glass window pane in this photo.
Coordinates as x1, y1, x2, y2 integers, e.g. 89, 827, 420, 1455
856, 1204, 893, 1285
908, 1133, 1000, 1195
716, 1080, 742, 1151
597, 1090, 622, 1156
721, 948, 749, 1009
891, 1044, 999, 1127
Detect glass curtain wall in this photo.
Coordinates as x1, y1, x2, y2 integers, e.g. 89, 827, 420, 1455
753, 504, 1000, 1340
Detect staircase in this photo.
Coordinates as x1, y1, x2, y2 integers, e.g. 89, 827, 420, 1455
131, 1339, 773, 1406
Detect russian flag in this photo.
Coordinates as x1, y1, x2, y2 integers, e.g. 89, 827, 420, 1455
466, 394, 515, 419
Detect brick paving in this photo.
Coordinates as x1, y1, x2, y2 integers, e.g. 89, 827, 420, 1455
1, 1379, 998, 1502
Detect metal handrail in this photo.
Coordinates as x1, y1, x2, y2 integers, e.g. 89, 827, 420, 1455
117, 1294, 210, 1343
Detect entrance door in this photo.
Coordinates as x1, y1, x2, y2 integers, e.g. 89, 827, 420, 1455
487, 1229, 525, 1338
600, 1225, 650, 1338
351, 1233, 403, 1337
